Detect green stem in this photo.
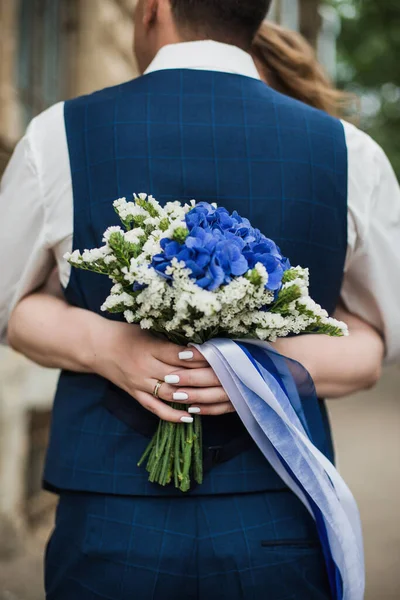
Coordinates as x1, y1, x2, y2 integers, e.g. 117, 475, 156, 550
156, 421, 161, 456
159, 423, 175, 486
174, 423, 184, 488
193, 415, 203, 485
148, 421, 169, 481
180, 420, 194, 493
137, 437, 156, 468
137, 400, 205, 493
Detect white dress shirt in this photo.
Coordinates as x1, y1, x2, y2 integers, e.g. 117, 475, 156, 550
1, 41, 400, 361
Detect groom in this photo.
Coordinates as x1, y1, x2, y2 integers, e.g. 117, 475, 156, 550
1, 0, 400, 598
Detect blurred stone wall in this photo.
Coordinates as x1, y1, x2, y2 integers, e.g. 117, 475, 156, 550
0, 0, 138, 556
0, 0, 138, 149
73, 0, 137, 97
0, 0, 22, 145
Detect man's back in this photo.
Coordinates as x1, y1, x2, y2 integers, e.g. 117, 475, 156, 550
42, 67, 348, 497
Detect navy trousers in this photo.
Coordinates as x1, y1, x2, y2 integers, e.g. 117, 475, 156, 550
45, 490, 331, 600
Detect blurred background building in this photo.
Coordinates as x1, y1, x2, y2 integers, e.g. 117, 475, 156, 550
0, 1, 399, 599
0, 0, 138, 562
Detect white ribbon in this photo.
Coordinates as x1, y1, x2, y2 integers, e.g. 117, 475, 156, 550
194, 339, 365, 600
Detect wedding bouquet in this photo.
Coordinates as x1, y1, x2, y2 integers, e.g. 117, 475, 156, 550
66, 193, 347, 492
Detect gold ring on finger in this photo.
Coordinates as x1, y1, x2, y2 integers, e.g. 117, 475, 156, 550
153, 380, 163, 399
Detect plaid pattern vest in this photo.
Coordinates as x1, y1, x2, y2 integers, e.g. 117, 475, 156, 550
44, 70, 348, 497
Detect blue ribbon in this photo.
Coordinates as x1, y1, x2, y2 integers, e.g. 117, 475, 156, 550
242, 342, 343, 599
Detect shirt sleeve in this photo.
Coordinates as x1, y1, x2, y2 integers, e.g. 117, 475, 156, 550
0, 126, 54, 344
341, 122, 400, 363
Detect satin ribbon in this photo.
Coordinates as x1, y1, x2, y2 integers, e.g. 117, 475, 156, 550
194, 339, 365, 600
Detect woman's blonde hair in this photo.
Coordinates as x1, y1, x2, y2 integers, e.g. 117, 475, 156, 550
252, 21, 355, 119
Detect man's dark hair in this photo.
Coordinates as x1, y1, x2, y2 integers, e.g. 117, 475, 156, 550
170, 0, 272, 48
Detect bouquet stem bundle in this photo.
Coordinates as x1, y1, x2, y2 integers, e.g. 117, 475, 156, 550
138, 407, 202, 492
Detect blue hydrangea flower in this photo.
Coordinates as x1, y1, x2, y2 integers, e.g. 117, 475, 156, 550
185, 202, 215, 231
215, 238, 249, 279
196, 255, 225, 291
151, 202, 290, 292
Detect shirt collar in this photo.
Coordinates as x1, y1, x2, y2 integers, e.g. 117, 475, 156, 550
144, 40, 261, 80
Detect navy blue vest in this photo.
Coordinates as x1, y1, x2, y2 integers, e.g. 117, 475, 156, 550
44, 70, 348, 496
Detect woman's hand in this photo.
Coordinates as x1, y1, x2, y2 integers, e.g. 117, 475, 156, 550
154, 363, 235, 417
93, 320, 232, 421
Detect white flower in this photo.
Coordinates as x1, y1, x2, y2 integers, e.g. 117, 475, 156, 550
104, 254, 117, 264
297, 297, 328, 318
114, 198, 149, 222
161, 220, 188, 243
122, 204, 147, 218
141, 236, 162, 258
183, 325, 195, 338
283, 277, 308, 296
124, 310, 136, 323
113, 197, 127, 209
254, 262, 269, 286
82, 247, 108, 263
140, 318, 154, 329
165, 201, 182, 214
119, 292, 135, 306
146, 195, 164, 215
101, 291, 134, 312
124, 228, 145, 245
103, 226, 124, 242
111, 283, 123, 294
321, 316, 349, 336
144, 216, 161, 228
164, 201, 188, 222
64, 249, 82, 264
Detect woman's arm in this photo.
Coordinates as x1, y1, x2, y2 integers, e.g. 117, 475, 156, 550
272, 306, 384, 398
7, 290, 218, 423
8, 292, 100, 372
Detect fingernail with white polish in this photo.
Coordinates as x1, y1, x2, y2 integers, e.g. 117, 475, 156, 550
188, 407, 201, 414
180, 416, 194, 423
179, 351, 194, 361
173, 392, 189, 401
165, 375, 180, 384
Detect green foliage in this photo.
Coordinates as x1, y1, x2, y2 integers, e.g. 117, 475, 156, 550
282, 269, 301, 284
159, 217, 170, 231
245, 268, 263, 286
172, 226, 189, 244
328, 0, 400, 177
270, 285, 303, 314
108, 231, 141, 264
